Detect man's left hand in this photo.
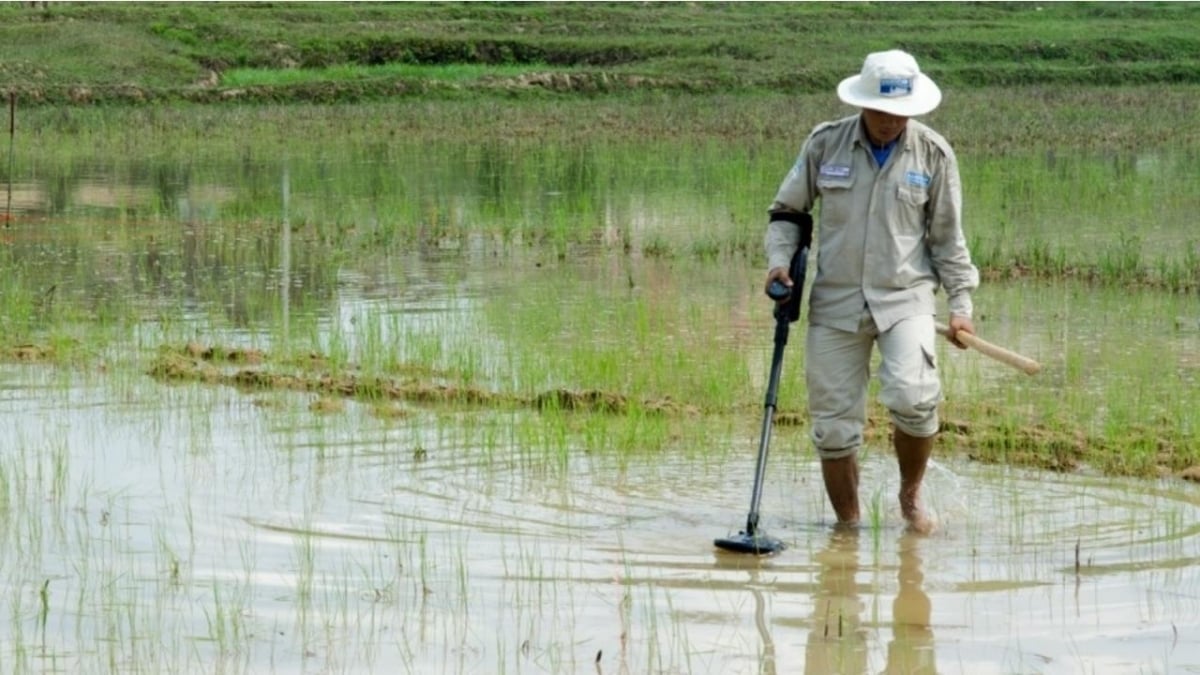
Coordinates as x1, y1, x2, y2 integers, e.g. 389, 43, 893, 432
946, 315, 975, 350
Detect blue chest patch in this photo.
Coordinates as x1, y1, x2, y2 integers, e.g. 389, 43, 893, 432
819, 163, 852, 178
905, 171, 931, 188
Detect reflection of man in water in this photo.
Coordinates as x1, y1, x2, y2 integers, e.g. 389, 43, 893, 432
804, 531, 936, 675
805, 529, 868, 674
883, 534, 936, 675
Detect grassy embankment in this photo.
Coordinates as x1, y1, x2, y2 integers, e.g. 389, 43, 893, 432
3, 2, 1200, 102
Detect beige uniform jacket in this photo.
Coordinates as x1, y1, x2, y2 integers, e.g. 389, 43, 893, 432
765, 115, 979, 333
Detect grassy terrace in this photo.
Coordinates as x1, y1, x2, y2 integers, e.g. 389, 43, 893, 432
3, 2, 1200, 103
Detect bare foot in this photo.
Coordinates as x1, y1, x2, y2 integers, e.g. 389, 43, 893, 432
904, 510, 936, 535
832, 518, 861, 532
900, 492, 937, 535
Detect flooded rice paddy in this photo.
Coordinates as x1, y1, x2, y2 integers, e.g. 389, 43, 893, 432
2, 125, 1199, 674
4, 375, 1200, 675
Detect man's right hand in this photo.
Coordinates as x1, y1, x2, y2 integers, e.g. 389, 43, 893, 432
765, 266, 793, 300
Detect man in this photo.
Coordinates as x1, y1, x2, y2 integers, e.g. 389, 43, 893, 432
763, 50, 979, 534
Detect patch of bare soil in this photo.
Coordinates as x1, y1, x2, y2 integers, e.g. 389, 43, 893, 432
6, 343, 56, 361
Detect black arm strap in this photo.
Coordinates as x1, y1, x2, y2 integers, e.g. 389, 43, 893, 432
767, 211, 812, 324
769, 210, 813, 250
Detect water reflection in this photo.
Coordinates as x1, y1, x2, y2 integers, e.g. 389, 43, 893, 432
884, 534, 935, 675
739, 566, 778, 675
1, 169, 341, 329
802, 530, 936, 675
805, 530, 868, 674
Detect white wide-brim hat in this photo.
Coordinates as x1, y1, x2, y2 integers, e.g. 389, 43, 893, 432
837, 49, 941, 117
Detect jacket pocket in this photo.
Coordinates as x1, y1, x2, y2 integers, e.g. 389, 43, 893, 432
816, 175, 855, 228
896, 185, 929, 206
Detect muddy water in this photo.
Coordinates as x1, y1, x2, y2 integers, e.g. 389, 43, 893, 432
2, 369, 1198, 675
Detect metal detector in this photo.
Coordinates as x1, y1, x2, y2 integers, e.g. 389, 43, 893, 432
714, 215, 811, 555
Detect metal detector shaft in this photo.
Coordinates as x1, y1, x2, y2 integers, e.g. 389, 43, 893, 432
743, 313, 789, 536
715, 214, 811, 555
743, 240, 809, 535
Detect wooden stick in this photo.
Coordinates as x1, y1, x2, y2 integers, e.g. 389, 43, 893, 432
935, 323, 1041, 375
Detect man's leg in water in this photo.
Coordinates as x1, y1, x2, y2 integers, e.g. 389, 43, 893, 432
806, 321, 874, 527
878, 315, 942, 534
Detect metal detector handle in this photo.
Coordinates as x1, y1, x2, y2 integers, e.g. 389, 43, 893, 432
769, 245, 809, 325
765, 211, 812, 323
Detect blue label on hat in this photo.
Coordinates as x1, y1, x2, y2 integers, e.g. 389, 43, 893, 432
906, 171, 931, 187
879, 78, 912, 97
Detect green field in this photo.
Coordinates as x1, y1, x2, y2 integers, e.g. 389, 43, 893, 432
3, 2, 1200, 103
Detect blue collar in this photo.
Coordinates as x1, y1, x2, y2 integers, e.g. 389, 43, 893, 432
869, 138, 898, 168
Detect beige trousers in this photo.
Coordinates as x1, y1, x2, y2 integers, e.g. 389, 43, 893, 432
805, 311, 941, 460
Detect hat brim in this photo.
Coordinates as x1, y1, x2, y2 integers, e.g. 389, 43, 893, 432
837, 73, 942, 117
